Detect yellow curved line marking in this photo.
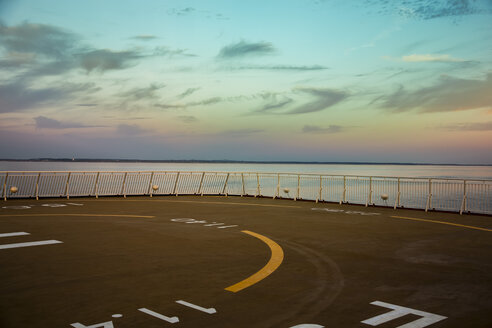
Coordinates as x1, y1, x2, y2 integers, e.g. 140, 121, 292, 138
0, 214, 155, 218
225, 230, 284, 293
391, 216, 492, 232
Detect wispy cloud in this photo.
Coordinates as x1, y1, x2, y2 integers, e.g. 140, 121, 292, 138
168, 7, 196, 16
154, 103, 184, 110
288, 87, 349, 114
79, 49, 142, 72
131, 35, 158, 41
76, 103, 97, 107
383, 53, 471, 63
167, 7, 228, 20
379, 73, 492, 112
118, 84, 165, 101
177, 115, 198, 123
178, 87, 200, 99
0, 21, 78, 58
154, 96, 223, 110
0, 22, 81, 77
187, 97, 223, 107
222, 64, 328, 71
0, 21, 194, 80
253, 93, 294, 113
158, 87, 348, 115
364, 0, 492, 20
401, 54, 466, 62
259, 98, 294, 112
34, 116, 102, 129
152, 46, 196, 57
217, 40, 275, 59
302, 124, 344, 133
439, 121, 492, 131
0, 80, 99, 113
218, 128, 264, 137
0, 82, 64, 113
0, 51, 36, 69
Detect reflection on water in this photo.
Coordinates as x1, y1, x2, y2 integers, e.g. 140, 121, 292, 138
0, 161, 491, 180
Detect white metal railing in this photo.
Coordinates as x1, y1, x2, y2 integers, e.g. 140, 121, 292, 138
1, 171, 491, 215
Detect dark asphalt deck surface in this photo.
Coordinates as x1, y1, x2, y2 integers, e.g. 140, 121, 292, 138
0, 196, 491, 328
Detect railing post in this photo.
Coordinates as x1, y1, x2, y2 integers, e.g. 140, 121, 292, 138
2, 172, 7, 201
340, 176, 346, 204
35, 172, 40, 200
425, 178, 432, 212
241, 173, 245, 197
198, 172, 205, 196
173, 172, 180, 196
274, 174, 280, 199
94, 172, 100, 199
366, 177, 372, 207
64, 172, 71, 199
148, 172, 155, 197
394, 177, 400, 209
121, 172, 127, 198
295, 174, 300, 201
222, 173, 230, 196
256, 173, 260, 197
460, 180, 467, 215
317, 175, 322, 203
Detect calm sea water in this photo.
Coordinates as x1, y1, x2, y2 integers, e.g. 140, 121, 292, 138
1, 161, 491, 180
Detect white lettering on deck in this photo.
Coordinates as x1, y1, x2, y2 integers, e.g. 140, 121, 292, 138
176, 300, 217, 314
138, 308, 179, 324
361, 301, 447, 328
71, 321, 114, 328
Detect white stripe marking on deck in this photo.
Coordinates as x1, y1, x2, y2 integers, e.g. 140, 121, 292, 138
176, 300, 217, 314
71, 321, 114, 328
217, 225, 238, 229
0, 240, 63, 250
203, 223, 224, 226
0, 232, 30, 238
138, 308, 179, 323
361, 301, 447, 327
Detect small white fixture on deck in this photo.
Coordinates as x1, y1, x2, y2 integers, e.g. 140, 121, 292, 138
10, 186, 18, 194
381, 193, 388, 205
283, 188, 290, 196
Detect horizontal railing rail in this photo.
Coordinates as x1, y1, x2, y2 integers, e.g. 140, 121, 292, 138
1, 171, 491, 215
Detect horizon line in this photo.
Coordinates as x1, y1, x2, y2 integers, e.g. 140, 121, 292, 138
0, 158, 491, 166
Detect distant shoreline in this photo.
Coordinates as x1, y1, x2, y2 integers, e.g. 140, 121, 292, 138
0, 158, 490, 166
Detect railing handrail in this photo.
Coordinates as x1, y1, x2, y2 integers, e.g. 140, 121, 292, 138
0, 171, 491, 182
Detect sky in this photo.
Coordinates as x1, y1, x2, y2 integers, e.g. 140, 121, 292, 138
0, 0, 491, 163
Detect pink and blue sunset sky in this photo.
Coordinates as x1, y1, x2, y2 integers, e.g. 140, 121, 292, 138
0, 0, 491, 163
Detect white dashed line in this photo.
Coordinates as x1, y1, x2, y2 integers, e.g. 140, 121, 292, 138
0, 240, 63, 250
0, 232, 30, 238
217, 225, 238, 229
